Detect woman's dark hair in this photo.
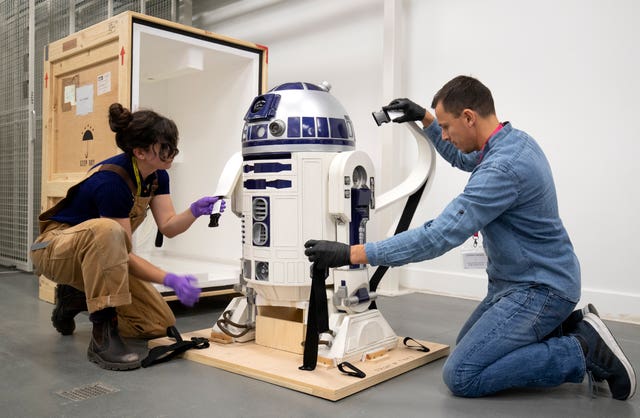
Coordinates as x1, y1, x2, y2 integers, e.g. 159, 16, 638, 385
431, 75, 496, 117
108, 103, 179, 161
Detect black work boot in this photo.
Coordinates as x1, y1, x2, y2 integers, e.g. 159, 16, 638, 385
562, 303, 600, 334
572, 312, 636, 400
545, 303, 600, 339
51, 284, 88, 335
87, 308, 141, 371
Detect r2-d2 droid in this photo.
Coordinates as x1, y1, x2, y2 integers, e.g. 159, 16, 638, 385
212, 81, 435, 367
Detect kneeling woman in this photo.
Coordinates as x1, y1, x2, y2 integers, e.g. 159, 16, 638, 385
32, 103, 225, 370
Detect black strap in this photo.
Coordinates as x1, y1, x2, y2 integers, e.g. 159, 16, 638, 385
403, 336, 430, 353
154, 230, 163, 247
369, 181, 427, 309
299, 264, 330, 371
337, 361, 366, 378
141, 326, 210, 368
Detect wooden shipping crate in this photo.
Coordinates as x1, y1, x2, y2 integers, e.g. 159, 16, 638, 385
42, 10, 267, 211
40, 11, 267, 299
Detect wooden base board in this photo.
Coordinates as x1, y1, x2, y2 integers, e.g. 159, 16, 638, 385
149, 329, 449, 401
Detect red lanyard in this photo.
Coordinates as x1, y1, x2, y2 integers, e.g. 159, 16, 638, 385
477, 122, 503, 163
483, 123, 504, 150
472, 123, 504, 242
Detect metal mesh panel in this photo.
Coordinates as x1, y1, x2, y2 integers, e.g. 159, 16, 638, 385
145, 0, 174, 20
114, 0, 141, 15
48, 0, 70, 41
0, 0, 177, 270
75, 1, 109, 31
0, 1, 30, 267
34, 1, 51, 246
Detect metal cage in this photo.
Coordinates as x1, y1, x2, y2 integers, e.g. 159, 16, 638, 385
0, 0, 177, 270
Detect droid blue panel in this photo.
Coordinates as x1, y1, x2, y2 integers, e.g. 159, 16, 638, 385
329, 118, 348, 139
273, 82, 304, 91
244, 179, 292, 190
252, 196, 270, 248
302, 117, 316, 137
245, 94, 280, 122
288, 117, 301, 138
316, 117, 329, 138
244, 162, 292, 173
249, 124, 268, 139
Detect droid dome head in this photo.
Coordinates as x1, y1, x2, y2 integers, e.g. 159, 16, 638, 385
242, 81, 355, 156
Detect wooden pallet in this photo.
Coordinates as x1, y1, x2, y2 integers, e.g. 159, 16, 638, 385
149, 329, 449, 401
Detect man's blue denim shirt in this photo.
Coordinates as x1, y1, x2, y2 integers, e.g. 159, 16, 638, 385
365, 121, 580, 302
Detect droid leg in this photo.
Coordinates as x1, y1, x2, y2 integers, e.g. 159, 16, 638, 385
210, 288, 256, 343
317, 273, 398, 366
318, 310, 398, 366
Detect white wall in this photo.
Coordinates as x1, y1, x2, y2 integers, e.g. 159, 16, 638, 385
201, 0, 640, 323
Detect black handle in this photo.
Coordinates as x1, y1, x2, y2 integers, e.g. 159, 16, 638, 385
208, 213, 221, 228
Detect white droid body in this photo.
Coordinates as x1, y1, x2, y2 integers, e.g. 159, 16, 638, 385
212, 81, 434, 366
240, 82, 367, 304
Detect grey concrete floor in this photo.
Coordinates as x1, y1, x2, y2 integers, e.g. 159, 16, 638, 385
1, 265, 638, 418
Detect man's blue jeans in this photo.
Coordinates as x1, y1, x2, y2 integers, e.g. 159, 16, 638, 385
442, 282, 586, 397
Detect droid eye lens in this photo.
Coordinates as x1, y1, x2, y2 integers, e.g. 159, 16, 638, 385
269, 120, 285, 136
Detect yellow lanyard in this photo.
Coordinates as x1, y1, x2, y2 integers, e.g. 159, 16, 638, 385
131, 157, 142, 196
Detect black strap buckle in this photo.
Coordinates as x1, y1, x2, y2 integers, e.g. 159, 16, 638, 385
337, 361, 366, 379
403, 336, 430, 353
142, 326, 210, 368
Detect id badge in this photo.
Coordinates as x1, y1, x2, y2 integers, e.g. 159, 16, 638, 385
462, 248, 488, 269
462, 232, 487, 269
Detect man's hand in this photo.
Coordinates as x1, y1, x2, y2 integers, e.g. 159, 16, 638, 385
163, 273, 201, 307
304, 240, 351, 269
383, 98, 427, 123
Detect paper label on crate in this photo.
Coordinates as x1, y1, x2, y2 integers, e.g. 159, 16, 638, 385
76, 85, 94, 116
97, 72, 111, 96
64, 84, 76, 105
461, 248, 488, 270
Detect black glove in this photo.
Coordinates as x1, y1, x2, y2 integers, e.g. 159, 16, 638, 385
304, 240, 351, 269
383, 98, 426, 123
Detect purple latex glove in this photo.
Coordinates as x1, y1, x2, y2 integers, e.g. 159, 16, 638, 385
163, 273, 201, 307
190, 196, 226, 218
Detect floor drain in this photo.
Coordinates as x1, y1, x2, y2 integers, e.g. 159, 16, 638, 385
56, 382, 120, 402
